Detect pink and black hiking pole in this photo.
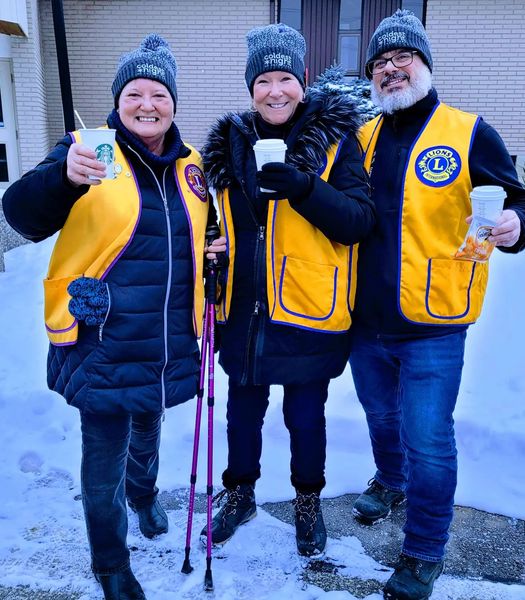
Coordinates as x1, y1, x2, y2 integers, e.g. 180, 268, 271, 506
182, 225, 221, 592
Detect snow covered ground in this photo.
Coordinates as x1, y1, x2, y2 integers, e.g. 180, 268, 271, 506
0, 238, 523, 599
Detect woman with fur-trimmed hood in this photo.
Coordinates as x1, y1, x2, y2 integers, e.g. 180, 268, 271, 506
203, 24, 375, 557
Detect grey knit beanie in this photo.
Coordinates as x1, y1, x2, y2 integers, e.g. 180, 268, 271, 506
112, 33, 178, 106
245, 23, 306, 94
365, 9, 432, 77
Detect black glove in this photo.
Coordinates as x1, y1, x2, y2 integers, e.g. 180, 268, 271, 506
256, 162, 313, 203
67, 277, 109, 327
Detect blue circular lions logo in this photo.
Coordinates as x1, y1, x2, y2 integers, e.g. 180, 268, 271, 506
415, 146, 462, 187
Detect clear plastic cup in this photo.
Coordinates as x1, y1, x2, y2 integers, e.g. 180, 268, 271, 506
470, 185, 506, 223
253, 139, 287, 192
80, 128, 116, 180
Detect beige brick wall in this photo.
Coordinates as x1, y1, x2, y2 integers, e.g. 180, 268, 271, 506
39, 0, 269, 153
11, 0, 51, 174
427, 0, 525, 155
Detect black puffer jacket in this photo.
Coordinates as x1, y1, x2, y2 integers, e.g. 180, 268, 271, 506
3, 115, 214, 414
202, 91, 375, 385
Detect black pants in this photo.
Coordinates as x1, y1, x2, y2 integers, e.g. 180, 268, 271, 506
80, 411, 162, 574
222, 379, 329, 494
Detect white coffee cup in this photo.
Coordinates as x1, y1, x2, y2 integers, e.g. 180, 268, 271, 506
80, 128, 116, 180
253, 138, 287, 193
470, 185, 506, 223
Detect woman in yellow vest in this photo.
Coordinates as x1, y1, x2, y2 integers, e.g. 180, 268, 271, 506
2, 34, 224, 600
203, 24, 375, 557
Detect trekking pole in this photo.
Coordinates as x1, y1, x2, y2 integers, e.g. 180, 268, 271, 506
203, 229, 220, 592
181, 225, 221, 590
181, 299, 209, 575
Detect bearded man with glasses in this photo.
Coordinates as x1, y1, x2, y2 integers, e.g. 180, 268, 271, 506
348, 9, 525, 600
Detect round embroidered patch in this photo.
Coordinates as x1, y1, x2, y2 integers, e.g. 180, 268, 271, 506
184, 165, 207, 201
415, 146, 462, 187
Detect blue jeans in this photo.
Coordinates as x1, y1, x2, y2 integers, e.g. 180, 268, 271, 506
349, 329, 466, 561
80, 411, 162, 574
223, 379, 329, 493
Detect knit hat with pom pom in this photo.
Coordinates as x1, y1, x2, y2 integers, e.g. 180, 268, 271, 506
245, 23, 306, 94
112, 33, 178, 106
365, 9, 432, 77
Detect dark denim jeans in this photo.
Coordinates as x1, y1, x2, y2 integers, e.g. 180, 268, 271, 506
349, 329, 466, 561
223, 379, 329, 493
80, 411, 162, 574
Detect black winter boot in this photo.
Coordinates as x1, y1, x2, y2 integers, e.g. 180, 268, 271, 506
200, 484, 256, 545
383, 554, 444, 600
353, 479, 405, 524
96, 566, 146, 600
293, 491, 327, 557
130, 498, 168, 539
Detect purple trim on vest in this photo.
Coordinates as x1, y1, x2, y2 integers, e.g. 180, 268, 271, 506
100, 161, 142, 281
175, 164, 199, 334
218, 194, 231, 324
46, 319, 78, 334
425, 258, 476, 320
269, 201, 279, 319
469, 117, 481, 157
268, 317, 347, 334
277, 255, 338, 321
346, 244, 354, 315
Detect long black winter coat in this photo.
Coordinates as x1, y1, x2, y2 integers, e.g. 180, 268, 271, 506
202, 91, 376, 385
2, 118, 213, 414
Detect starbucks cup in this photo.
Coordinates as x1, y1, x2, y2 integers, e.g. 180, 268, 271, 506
470, 185, 506, 223
253, 138, 287, 192
80, 128, 116, 180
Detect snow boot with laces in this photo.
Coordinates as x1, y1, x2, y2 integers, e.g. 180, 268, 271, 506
383, 553, 444, 600
200, 483, 256, 545
353, 478, 405, 524
293, 491, 327, 557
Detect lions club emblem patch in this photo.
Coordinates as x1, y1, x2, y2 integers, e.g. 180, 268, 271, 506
415, 146, 461, 187
184, 165, 207, 201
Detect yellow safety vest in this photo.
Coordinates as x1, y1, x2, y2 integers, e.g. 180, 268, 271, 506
44, 132, 209, 345
217, 140, 358, 332
359, 102, 488, 325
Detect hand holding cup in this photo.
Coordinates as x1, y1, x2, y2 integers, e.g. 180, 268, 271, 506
66, 143, 107, 187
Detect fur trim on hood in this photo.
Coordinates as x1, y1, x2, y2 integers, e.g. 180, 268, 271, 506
202, 90, 363, 192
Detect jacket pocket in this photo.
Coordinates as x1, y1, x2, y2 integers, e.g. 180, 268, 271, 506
426, 258, 477, 319
278, 256, 338, 321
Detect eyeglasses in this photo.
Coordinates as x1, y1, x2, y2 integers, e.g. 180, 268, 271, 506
367, 50, 418, 76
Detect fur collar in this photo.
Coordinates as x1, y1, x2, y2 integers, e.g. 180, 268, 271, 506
202, 91, 363, 192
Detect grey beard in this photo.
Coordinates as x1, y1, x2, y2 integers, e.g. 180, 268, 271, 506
371, 67, 433, 115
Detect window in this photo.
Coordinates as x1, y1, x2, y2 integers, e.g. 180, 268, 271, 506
0, 145, 8, 182
279, 0, 302, 31
402, 0, 425, 22
338, 0, 362, 76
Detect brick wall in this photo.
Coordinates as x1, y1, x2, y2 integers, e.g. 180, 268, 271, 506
11, 0, 51, 174
39, 0, 269, 152
427, 0, 525, 155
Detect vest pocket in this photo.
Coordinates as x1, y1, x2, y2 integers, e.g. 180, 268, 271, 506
426, 258, 476, 319
278, 256, 337, 321
43, 274, 83, 333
